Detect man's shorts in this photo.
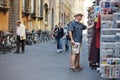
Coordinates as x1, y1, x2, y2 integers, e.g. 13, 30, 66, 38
71, 42, 82, 54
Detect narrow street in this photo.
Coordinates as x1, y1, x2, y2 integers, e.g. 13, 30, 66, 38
0, 35, 99, 80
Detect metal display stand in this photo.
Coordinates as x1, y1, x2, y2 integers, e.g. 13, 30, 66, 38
99, 0, 120, 80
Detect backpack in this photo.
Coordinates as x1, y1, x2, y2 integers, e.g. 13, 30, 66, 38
53, 31, 58, 37
53, 28, 58, 37
67, 21, 75, 40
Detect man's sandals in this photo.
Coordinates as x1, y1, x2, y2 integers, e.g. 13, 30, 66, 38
70, 66, 83, 71
76, 66, 83, 71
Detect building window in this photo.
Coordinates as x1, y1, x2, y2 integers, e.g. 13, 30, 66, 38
38, 0, 40, 17
0, 0, 7, 7
45, 8, 48, 21
26, 0, 30, 12
33, 0, 36, 13
44, 3, 48, 21
40, 0, 43, 18
22, 0, 25, 12
22, 0, 31, 13
0, 0, 4, 7
22, 0, 34, 13
31, 0, 34, 13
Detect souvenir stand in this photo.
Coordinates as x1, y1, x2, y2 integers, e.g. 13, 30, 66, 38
88, 5, 100, 68
87, 7, 94, 55
99, 0, 120, 79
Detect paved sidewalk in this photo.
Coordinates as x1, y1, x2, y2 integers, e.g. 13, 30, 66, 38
0, 35, 100, 80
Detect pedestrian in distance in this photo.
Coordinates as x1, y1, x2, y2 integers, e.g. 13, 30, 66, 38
14, 20, 26, 53
53, 25, 58, 43
64, 24, 70, 51
68, 13, 93, 71
56, 23, 64, 53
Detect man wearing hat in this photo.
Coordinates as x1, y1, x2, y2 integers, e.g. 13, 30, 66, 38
68, 13, 93, 71
14, 20, 26, 53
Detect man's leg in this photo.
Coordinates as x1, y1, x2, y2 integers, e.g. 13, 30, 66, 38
15, 36, 20, 53
66, 38, 69, 51
70, 44, 76, 69
57, 38, 60, 52
67, 39, 69, 50
65, 38, 67, 51
59, 38, 63, 52
75, 43, 83, 69
75, 54, 80, 67
70, 53, 76, 69
21, 40, 25, 52
70, 53, 72, 67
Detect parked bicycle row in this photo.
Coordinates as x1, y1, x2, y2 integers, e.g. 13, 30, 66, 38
26, 30, 50, 45
0, 30, 51, 54
0, 31, 16, 54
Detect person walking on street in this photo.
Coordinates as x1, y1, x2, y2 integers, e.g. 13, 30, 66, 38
14, 20, 26, 53
53, 25, 58, 42
68, 13, 93, 71
64, 24, 70, 51
56, 23, 64, 53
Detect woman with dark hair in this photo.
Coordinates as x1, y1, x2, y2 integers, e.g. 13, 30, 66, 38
53, 25, 58, 41
56, 23, 64, 53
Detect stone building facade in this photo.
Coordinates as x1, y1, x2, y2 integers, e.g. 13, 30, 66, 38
0, 0, 85, 32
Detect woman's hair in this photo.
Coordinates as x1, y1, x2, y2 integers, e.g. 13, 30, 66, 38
58, 23, 61, 25
55, 25, 58, 27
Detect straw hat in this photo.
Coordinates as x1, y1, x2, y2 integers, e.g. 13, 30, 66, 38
74, 13, 84, 17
